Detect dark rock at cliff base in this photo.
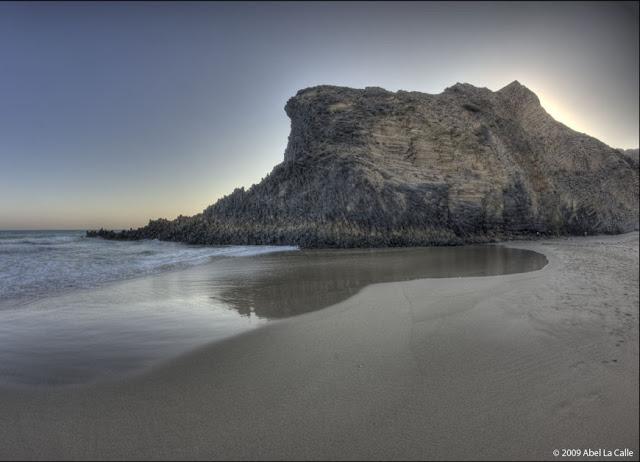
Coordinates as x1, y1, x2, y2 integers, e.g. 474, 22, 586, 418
88, 81, 640, 248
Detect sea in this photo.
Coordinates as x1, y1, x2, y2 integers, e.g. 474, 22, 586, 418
0, 230, 296, 307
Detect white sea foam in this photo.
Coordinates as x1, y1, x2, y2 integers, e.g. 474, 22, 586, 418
0, 231, 297, 305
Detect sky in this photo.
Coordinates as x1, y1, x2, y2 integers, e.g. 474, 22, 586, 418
0, 1, 638, 230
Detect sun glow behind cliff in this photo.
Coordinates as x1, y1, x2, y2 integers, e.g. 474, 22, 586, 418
0, 2, 636, 230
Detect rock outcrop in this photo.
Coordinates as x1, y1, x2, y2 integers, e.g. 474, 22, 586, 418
88, 81, 640, 247
618, 148, 639, 164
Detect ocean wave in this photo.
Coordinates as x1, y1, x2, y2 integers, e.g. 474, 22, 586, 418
0, 233, 298, 305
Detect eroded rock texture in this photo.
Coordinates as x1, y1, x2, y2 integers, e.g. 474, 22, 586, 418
619, 148, 639, 164
88, 81, 639, 247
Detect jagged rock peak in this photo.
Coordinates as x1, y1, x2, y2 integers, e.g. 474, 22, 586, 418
497, 80, 541, 105
443, 82, 492, 94
292, 80, 535, 97
286, 81, 543, 116
500, 79, 525, 89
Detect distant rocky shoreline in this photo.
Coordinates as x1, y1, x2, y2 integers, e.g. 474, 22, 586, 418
88, 82, 639, 248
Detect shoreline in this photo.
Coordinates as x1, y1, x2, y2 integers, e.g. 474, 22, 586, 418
0, 237, 300, 313
0, 233, 637, 460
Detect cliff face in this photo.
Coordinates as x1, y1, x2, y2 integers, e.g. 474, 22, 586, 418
89, 81, 640, 247
619, 148, 639, 164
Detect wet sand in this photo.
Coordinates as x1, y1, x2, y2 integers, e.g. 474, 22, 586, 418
0, 245, 545, 386
0, 233, 637, 460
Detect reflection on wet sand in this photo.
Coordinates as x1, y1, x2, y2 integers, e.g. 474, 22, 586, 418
208, 246, 547, 319
0, 244, 546, 386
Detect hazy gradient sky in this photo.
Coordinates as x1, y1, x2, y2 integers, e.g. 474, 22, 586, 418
1, 1, 638, 229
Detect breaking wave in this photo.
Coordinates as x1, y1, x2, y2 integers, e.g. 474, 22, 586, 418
0, 230, 297, 305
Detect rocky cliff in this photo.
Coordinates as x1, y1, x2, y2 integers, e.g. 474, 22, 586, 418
88, 81, 640, 247
619, 148, 639, 164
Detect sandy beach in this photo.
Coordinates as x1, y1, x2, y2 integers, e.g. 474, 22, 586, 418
0, 233, 637, 460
